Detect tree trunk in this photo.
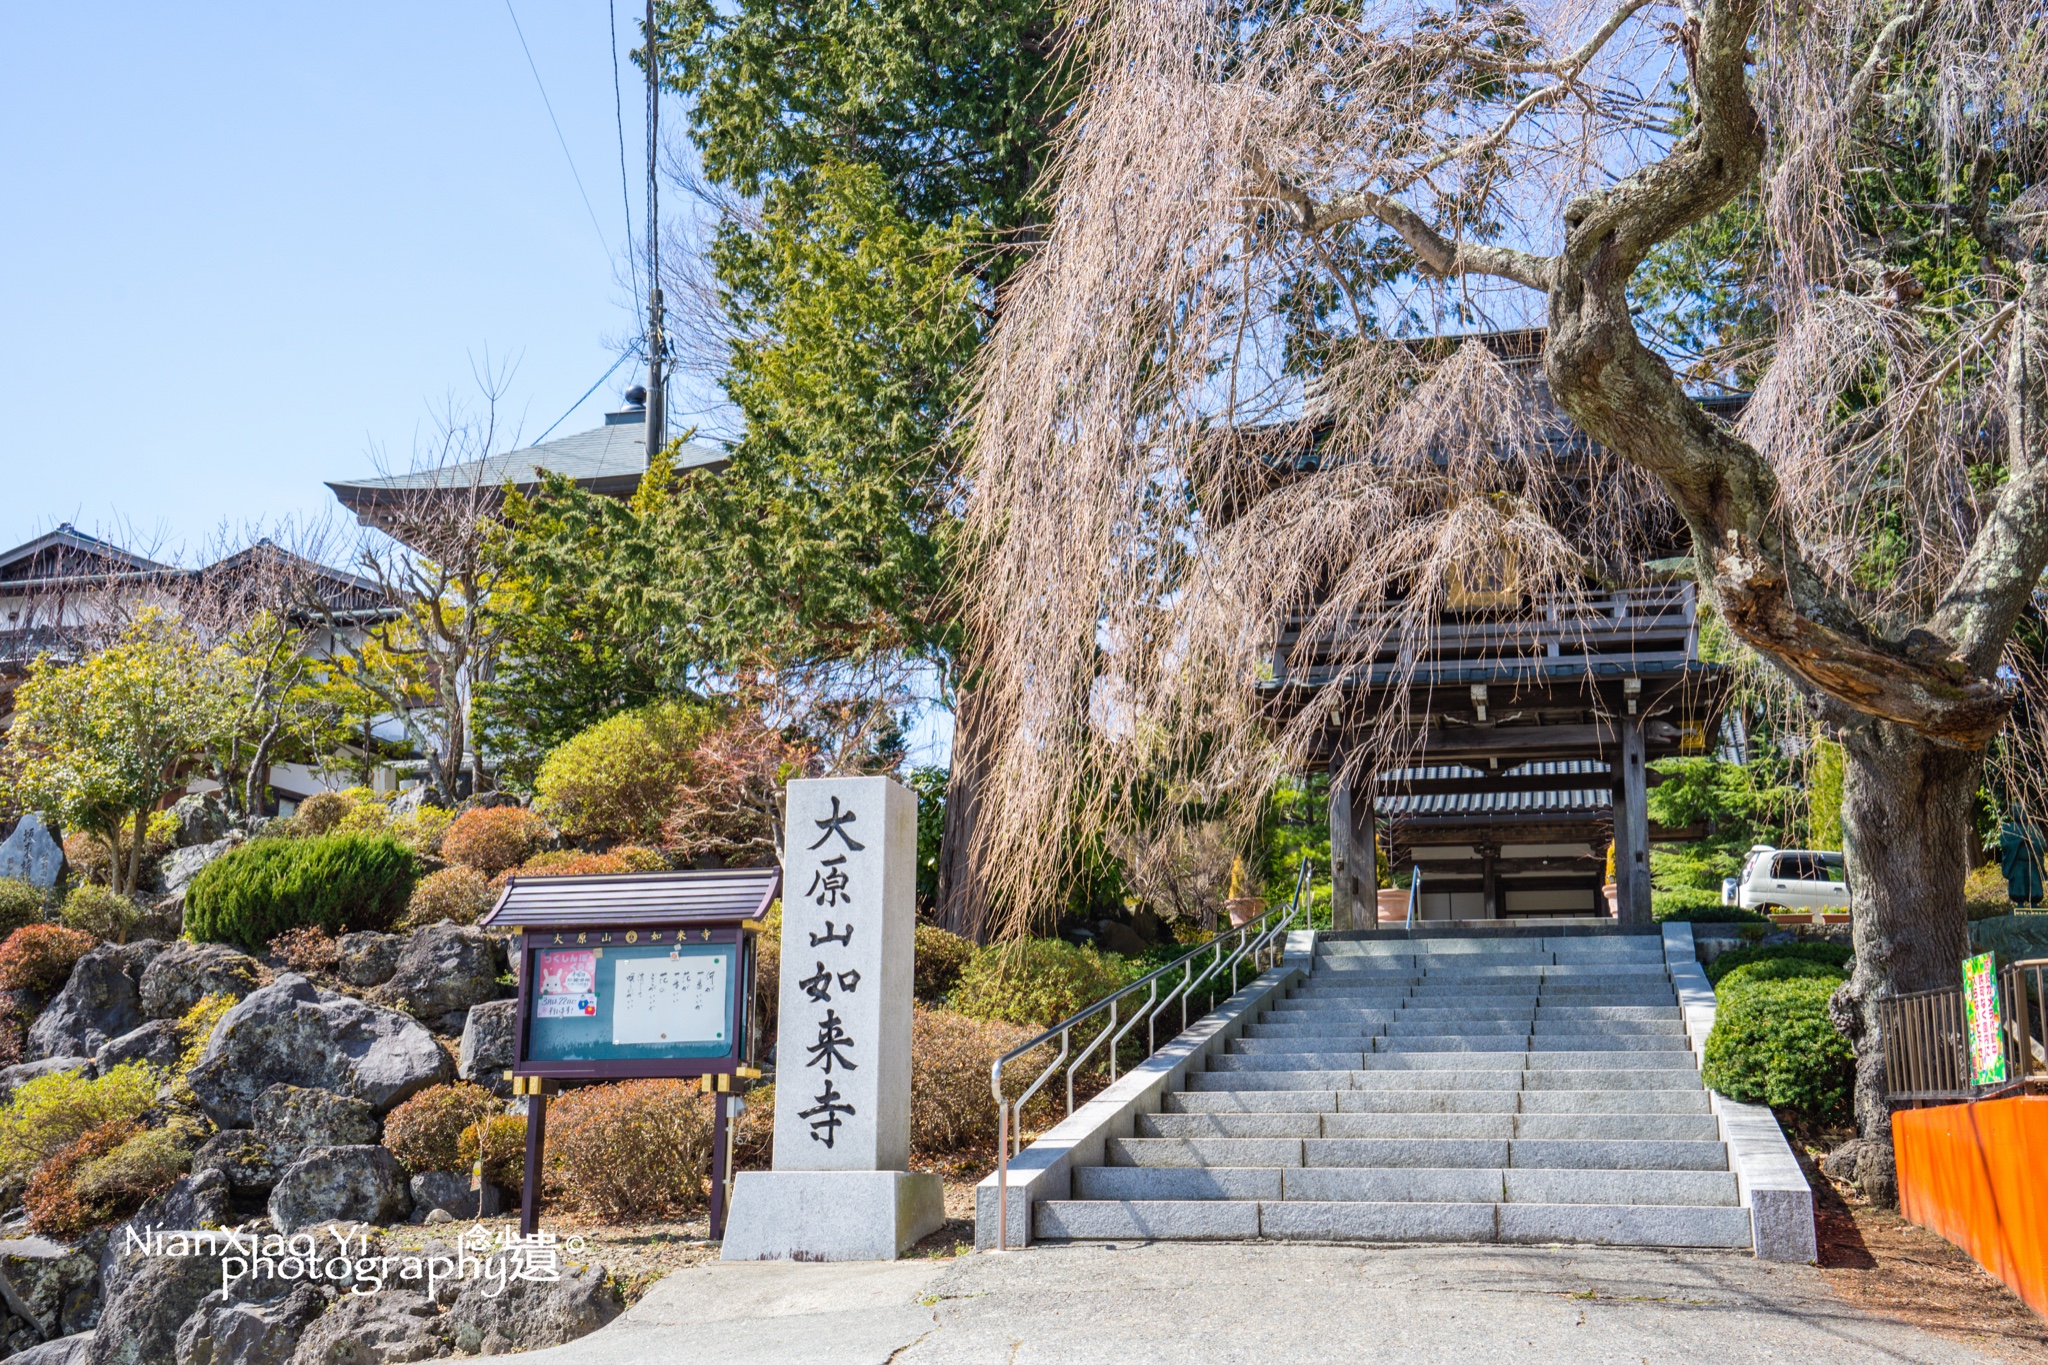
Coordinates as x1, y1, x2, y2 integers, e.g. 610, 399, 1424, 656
935, 684, 993, 943
1831, 718, 1980, 1143
124, 807, 147, 898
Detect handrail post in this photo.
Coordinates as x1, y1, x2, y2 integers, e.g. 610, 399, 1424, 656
1406, 864, 1422, 929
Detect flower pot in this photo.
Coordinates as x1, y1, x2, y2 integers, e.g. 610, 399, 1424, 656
1602, 883, 1618, 918
1225, 897, 1263, 928
1377, 888, 1409, 922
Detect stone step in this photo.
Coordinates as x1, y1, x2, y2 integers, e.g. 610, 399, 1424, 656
1185, 1066, 1705, 1092
1164, 1087, 1714, 1115
1145, 1113, 1718, 1141
1107, 1136, 1727, 1171
1069, 1164, 1742, 1206
1033, 1200, 1752, 1248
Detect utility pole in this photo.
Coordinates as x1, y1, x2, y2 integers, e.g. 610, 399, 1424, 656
643, 0, 665, 465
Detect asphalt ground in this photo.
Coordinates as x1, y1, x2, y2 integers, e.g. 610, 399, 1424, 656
514, 1239, 2011, 1365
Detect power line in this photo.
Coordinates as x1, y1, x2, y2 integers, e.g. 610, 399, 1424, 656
609, 0, 640, 302
503, 0, 611, 261
533, 342, 644, 446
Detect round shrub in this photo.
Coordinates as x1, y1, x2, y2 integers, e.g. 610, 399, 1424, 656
910, 1007, 1042, 1156
1702, 975, 1854, 1124
457, 1114, 527, 1188
544, 1079, 711, 1218
950, 939, 1133, 1029
184, 833, 419, 950
914, 923, 974, 1002
404, 867, 496, 930
533, 700, 713, 845
1651, 900, 1769, 925
25, 1119, 138, 1236
1716, 958, 1846, 995
60, 885, 142, 945
1705, 942, 1852, 987
28, 1119, 197, 1235
290, 791, 353, 837
0, 925, 96, 995
0, 880, 47, 939
0, 1061, 162, 1186
381, 1082, 500, 1175
440, 807, 547, 878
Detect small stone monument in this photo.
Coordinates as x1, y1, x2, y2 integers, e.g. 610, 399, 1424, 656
0, 814, 64, 889
721, 776, 943, 1261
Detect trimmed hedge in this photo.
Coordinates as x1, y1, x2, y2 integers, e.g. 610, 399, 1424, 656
1716, 958, 1845, 995
1702, 974, 1854, 1124
1653, 900, 1769, 924
1704, 942, 1852, 987
949, 939, 1133, 1029
913, 923, 975, 1002
184, 833, 419, 950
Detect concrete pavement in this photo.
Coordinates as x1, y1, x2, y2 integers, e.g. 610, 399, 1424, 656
514, 1240, 2005, 1364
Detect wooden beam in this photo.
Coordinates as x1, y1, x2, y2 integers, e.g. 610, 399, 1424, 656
1411, 720, 1681, 758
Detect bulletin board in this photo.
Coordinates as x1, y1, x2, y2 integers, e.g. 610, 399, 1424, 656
523, 939, 740, 1064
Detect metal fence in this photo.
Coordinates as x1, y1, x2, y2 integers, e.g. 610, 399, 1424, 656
1879, 958, 2048, 1105
989, 860, 1315, 1250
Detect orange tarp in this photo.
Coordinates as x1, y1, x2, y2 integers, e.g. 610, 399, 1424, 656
1894, 1097, 2048, 1318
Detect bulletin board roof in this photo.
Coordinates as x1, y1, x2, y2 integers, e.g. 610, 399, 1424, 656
480, 867, 781, 929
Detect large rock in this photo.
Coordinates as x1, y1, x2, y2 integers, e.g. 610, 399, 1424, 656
0, 815, 64, 889
28, 943, 163, 1062
156, 838, 237, 898
139, 941, 267, 1021
83, 1236, 229, 1365
0, 1058, 93, 1101
165, 795, 233, 849
0, 1235, 101, 1341
176, 1283, 327, 1365
255, 1085, 380, 1151
455, 1000, 515, 1097
190, 1132, 288, 1198
442, 1262, 622, 1355
333, 934, 403, 990
91, 1020, 184, 1071
186, 975, 452, 1126
12, 1334, 93, 1364
404, 1173, 476, 1224
268, 1147, 411, 1233
284, 1289, 448, 1365
377, 925, 504, 1022
97, 1171, 234, 1309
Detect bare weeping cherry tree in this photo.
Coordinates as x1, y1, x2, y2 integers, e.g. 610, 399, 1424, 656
963, 0, 2048, 1147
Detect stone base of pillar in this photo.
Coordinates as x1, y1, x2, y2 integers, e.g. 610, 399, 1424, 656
720, 1170, 945, 1262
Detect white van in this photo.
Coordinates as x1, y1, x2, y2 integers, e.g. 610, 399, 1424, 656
1735, 846, 1850, 915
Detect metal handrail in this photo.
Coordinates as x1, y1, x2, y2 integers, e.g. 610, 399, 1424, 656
1406, 864, 1422, 930
992, 860, 1315, 1251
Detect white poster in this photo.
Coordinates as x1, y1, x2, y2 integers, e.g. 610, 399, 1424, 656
611, 953, 729, 1046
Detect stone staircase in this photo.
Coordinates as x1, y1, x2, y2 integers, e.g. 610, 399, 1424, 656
1034, 929, 1753, 1247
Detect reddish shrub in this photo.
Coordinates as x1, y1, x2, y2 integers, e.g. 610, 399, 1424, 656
267, 925, 338, 977
0, 925, 96, 995
382, 1082, 500, 1175
544, 1080, 712, 1218
489, 846, 666, 892
440, 808, 546, 878
24, 1120, 136, 1236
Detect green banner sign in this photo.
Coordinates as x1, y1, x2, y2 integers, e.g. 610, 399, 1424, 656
1961, 951, 2006, 1087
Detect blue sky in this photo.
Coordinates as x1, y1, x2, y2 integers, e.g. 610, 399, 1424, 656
0, 1, 708, 559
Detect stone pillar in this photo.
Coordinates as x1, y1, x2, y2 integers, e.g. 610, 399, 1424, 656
721, 776, 944, 1260
1615, 717, 1652, 924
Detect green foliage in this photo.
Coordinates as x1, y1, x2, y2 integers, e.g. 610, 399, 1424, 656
1653, 898, 1768, 924
1646, 758, 1795, 843
1649, 842, 1743, 893
908, 766, 947, 911
533, 700, 715, 845
1808, 741, 1845, 853
36, 1120, 200, 1233
59, 885, 142, 945
1702, 975, 1854, 1123
949, 939, 1132, 1029
913, 922, 974, 1002
1261, 774, 1335, 929
0, 925, 96, 995
0, 880, 47, 939
457, 1115, 527, 1189
4, 611, 237, 895
1705, 942, 1853, 986
183, 833, 419, 950
0, 1061, 161, 1185
1716, 958, 1847, 994
1964, 863, 2015, 920
382, 1083, 501, 1176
